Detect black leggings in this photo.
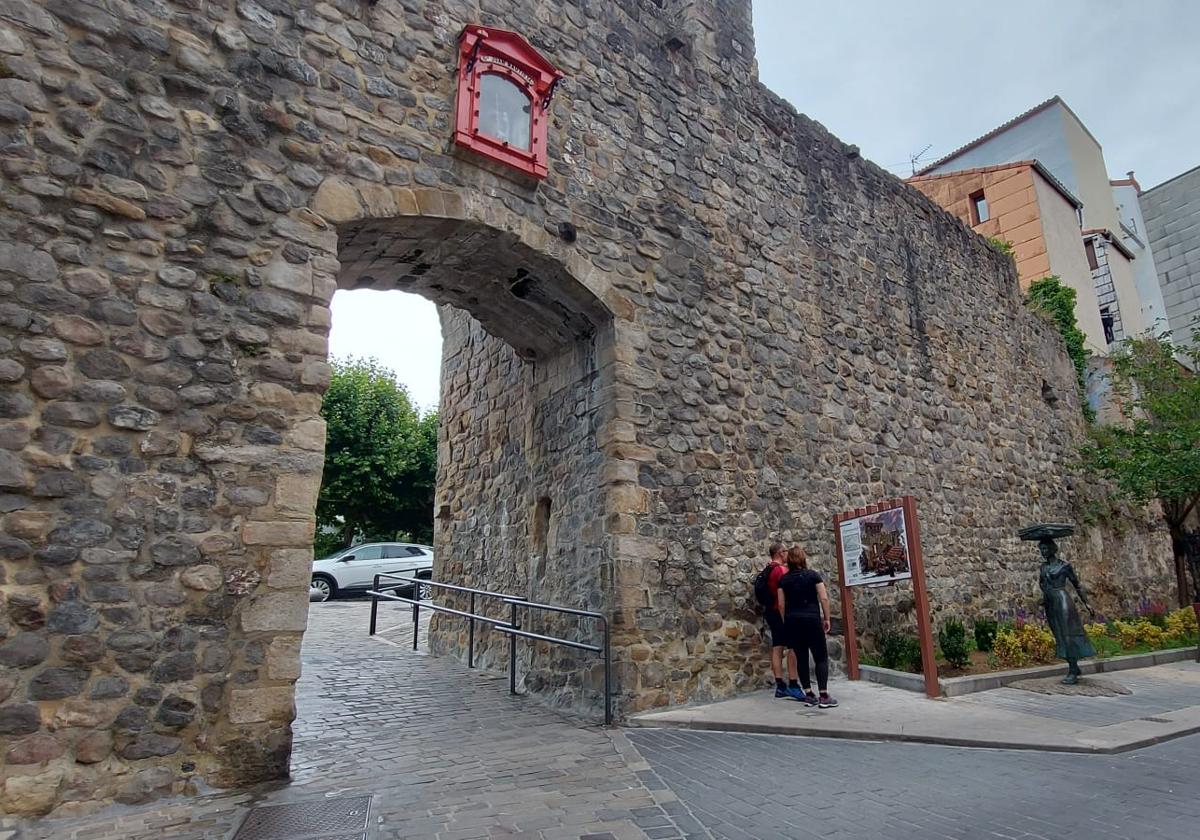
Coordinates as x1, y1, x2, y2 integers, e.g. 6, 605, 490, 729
785, 612, 829, 692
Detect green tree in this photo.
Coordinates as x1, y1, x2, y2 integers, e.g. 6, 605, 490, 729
316, 358, 438, 556
1081, 332, 1200, 605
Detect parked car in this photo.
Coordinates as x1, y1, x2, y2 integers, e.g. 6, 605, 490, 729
310, 542, 434, 602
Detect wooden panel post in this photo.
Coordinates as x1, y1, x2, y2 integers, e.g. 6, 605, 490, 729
902, 496, 940, 699
833, 511, 860, 681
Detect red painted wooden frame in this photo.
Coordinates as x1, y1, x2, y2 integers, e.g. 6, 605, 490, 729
834, 496, 939, 698
454, 24, 563, 179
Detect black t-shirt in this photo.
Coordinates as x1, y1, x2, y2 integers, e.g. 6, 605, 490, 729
778, 568, 823, 616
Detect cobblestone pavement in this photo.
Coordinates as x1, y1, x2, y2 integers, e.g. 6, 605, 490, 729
11, 599, 1200, 840
628, 727, 1200, 840
12, 599, 706, 840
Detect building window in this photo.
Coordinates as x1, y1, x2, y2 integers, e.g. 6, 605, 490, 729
454, 25, 564, 179
969, 190, 989, 224
1099, 307, 1115, 344
1085, 238, 1099, 271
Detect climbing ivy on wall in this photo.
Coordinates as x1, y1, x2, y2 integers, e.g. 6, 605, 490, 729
1025, 276, 1091, 419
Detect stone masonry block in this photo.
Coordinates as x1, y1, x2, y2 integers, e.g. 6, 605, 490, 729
228, 686, 295, 724
242, 520, 315, 547
241, 593, 309, 634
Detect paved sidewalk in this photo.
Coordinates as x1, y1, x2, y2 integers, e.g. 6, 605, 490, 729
628, 727, 1200, 840
631, 660, 1200, 753
10, 599, 706, 840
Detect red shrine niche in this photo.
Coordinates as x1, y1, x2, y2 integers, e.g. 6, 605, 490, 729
454, 24, 564, 179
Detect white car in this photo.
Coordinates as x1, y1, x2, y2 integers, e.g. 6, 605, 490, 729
310, 542, 434, 602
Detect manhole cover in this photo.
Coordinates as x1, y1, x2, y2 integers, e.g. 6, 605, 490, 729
233, 795, 372, 840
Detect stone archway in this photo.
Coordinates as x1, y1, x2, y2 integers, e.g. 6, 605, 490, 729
311, 195, 620, 693
0, 0, 654, 810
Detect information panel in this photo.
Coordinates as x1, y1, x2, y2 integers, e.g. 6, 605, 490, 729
838, 504, 913, 587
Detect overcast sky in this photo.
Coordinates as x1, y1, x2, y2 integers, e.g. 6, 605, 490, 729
330, 0, 1200, 409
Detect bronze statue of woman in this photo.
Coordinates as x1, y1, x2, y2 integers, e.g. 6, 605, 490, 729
1037, 537, 1096, 684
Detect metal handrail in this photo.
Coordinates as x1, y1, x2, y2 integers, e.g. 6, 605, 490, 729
367, 573, 612, 725
500, 597, 611, 725
375, 573, 515, 600
493, 626, 601, 652
368, 573, 522, 668
501, 597, 601, 617
368, 590, 514, 629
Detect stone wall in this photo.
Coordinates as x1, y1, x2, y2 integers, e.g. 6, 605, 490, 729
0, 0, 1175, 818
430, 306, 609, 710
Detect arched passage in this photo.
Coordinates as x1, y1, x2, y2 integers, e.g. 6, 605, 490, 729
323, 204, 617, 709
336, 216, 610, 361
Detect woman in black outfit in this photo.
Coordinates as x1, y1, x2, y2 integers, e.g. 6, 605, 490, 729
776, 546, 838, 708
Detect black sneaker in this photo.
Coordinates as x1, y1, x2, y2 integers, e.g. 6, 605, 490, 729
818, 694, 839, 708
802, 691, 819, 707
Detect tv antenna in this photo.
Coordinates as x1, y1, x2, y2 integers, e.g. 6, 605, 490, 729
909, 144, 933, 175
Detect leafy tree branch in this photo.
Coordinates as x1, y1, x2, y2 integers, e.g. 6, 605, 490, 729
1081, 331, 1200, 605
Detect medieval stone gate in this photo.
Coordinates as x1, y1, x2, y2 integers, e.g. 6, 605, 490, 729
0, 0, 1173, 817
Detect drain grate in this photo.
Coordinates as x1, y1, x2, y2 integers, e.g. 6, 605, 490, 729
233, 795, 372, 840
1141, 716, 1172, 723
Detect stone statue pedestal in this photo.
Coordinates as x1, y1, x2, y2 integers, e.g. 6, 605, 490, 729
1008, 676, 1131, 697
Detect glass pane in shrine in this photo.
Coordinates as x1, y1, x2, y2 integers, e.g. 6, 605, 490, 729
478, 73, 532, 151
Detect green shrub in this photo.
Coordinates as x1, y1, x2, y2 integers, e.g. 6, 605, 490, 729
939, 618, 971, 669
899, 636, 923, 673
878, 631, 906, 671
878, 630, 923, 673
973, 617, 998, 652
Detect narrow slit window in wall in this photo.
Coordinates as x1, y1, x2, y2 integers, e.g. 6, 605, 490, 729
532, 496, 551, 555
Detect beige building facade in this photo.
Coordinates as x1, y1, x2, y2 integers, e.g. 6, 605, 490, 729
915, 96, 1155, 349
908, 161, 1108, 354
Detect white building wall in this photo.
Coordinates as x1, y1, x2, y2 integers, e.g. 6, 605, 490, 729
1035, 176, 1108, 354
925, 105, 1077, 193
1060, 110, 1122, 232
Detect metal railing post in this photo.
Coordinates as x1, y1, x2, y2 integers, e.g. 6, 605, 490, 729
468, 591, 476, 669
602, 617, 612, 727
369, 574, 380, 636
412, 580, 420, 651
509, 600, 519, 695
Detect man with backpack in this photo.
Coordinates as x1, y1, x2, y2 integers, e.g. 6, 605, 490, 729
755, 542, 802, 699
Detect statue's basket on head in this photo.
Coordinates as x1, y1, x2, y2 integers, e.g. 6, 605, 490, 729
1018, 523, 1075, 542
